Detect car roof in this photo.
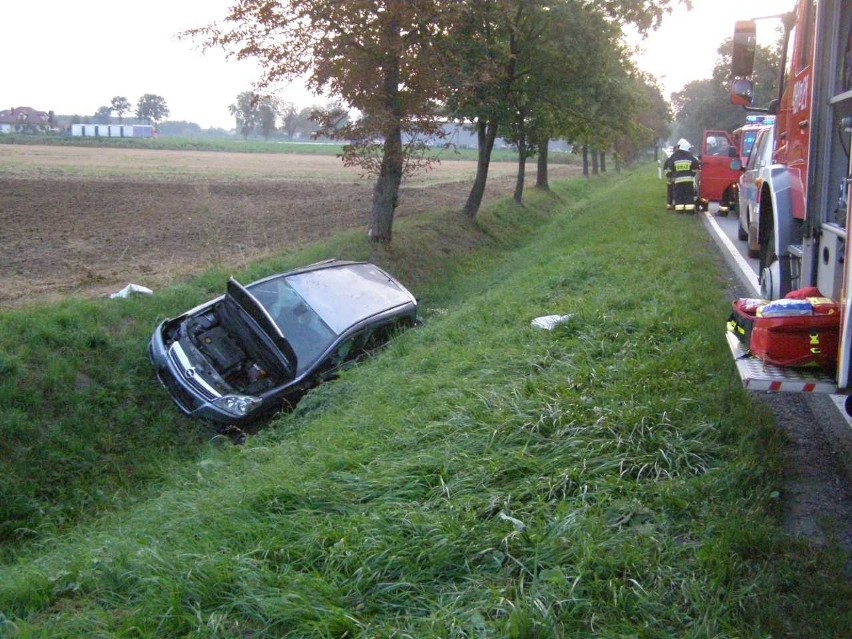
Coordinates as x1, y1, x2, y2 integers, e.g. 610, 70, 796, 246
284, 262, 415, 334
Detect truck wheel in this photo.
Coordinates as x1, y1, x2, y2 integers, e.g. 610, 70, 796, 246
716, 187, 735, 217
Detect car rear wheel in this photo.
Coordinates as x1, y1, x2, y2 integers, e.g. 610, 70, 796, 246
758, 216, 777, 298
758, 202, 787, 299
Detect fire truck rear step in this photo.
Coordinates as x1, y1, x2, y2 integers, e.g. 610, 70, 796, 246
725, 331, 838, 393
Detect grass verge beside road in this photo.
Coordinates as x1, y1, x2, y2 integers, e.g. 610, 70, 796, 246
1, 168, 849, 637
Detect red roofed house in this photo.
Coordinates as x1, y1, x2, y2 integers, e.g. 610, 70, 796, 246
0, 106, 50, 134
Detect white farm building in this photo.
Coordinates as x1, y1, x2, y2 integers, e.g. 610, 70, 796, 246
70, 124, 155, 138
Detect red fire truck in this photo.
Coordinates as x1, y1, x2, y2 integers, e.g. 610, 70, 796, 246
698, 115, 775, 215
725, 0, 852, 412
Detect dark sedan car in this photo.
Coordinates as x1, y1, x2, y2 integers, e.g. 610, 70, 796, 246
149, 259, 418, 424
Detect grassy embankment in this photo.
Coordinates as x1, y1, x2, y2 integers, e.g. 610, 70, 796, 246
1, 167, 850, 637
0, 133, 578, 164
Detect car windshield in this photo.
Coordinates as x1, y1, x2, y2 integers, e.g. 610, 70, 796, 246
286, 263, 412, 334
248, 277, 336, 373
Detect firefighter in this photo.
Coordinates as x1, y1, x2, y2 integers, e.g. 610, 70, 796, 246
665, 138, 700, 213
662, 142, 679, 209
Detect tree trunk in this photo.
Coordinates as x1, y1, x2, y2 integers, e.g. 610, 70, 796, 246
582, 145, 589, 178
591, 148, 599, 175
368, 13, 403, 243
463, 119, 498, 219
615, 153, 621, 172
514, 147, 526, 204
535, 138, 549, 190
600, 152, 606, 173
368, 127, 403, 243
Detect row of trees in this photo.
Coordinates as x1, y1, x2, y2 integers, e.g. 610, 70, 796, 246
228, 92, 346, 140
188, 0, 683, 243
92, 94, 171, 126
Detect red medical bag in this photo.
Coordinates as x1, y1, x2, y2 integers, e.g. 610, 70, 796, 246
728, 289, 840, 370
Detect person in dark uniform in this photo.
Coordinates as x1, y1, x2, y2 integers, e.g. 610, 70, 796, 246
662, 142, 679, 209
664, 138, 700, 213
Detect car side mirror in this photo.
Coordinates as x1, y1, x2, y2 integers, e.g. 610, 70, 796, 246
730, 159, 743, 171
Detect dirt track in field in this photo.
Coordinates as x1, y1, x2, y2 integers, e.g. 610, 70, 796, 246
0, 145, 581, 307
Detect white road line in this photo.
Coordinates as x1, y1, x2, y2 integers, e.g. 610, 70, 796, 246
701, 209, 761, 297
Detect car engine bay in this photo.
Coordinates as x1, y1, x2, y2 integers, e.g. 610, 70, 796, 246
170, 305, 281, 397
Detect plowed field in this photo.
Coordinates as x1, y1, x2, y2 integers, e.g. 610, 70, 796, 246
0, 145, 581, 307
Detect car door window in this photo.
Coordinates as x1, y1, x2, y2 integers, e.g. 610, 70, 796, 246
747, 131, 767, 171
314, 323, 395, 379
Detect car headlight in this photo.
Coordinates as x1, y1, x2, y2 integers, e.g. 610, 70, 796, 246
212, 394, 262, 417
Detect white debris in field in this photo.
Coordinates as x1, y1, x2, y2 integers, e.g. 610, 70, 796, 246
530, 314, 573, 331
109, 284, 153, 299
498, 511, 527, 532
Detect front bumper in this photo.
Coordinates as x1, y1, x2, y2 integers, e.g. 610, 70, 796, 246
148, 322, 251, 424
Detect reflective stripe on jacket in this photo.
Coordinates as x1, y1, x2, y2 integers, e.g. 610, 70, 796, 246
665, 149, 700, 185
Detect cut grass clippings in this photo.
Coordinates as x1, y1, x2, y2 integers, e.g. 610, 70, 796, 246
0, 166, 849, 637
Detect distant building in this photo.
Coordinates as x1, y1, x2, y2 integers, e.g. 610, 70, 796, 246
0, 106, 50, 134
70, 123, 155, 138
408, 121, 573, 153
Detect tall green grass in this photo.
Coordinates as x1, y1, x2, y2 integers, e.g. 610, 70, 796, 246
0, 168, 849, 637
0, 176, 585, 554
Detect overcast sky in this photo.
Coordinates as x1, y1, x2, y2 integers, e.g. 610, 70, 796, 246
2, 0, 792, 131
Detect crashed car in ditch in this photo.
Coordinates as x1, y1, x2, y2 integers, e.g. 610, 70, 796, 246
149, 259, 418, 425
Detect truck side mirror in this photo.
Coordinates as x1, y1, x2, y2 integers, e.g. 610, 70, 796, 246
732, 20, 757, 77
731, 78, 755, 107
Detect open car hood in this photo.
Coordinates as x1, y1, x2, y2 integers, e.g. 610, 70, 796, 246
222, 278, 298, 381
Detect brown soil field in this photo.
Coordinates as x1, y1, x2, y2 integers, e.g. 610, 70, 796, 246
0, 144, 581, 307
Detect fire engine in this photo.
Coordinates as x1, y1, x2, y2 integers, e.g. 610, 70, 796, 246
725, 0, 852, 412
698, 115, 775, 215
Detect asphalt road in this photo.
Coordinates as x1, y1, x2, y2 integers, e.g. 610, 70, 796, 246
701, 205, 761, 296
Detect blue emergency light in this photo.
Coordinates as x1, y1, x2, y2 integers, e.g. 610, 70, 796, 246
745, 114, 776, 125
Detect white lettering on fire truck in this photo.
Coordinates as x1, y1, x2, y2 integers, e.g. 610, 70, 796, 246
792, 76, 809, 114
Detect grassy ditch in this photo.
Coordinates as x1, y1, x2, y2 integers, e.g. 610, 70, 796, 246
1, 169, 850, 637
0, 175, 594, 553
